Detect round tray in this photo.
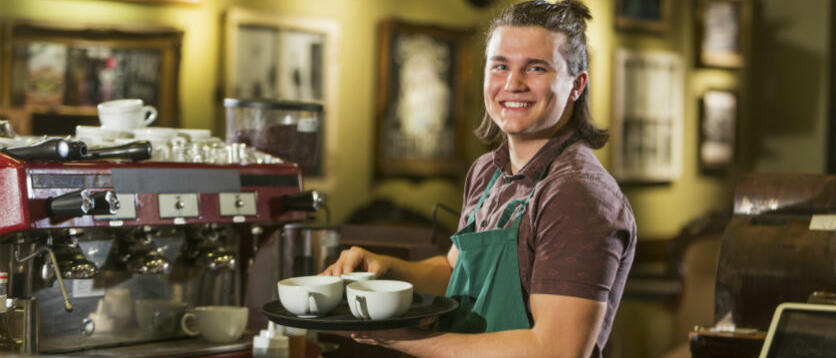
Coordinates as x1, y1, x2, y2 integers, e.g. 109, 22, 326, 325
261, 294, 458, 331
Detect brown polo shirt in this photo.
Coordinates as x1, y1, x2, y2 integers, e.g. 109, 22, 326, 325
458, 130, 636, 357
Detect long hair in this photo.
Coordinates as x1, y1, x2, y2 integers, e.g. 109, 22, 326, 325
474, 0, 608, 149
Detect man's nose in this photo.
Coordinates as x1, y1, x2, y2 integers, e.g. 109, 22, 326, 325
504, 71, 527, 91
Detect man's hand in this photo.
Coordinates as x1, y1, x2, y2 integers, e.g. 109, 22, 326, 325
321, 246, 391, 277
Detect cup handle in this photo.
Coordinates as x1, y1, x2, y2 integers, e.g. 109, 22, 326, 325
303, 288, 316, 316
180, 312, 199, 336
353, 296, 370, 320
141, 106, 158, 127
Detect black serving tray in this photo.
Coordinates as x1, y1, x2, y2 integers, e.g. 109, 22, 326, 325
261, 294, 458, 331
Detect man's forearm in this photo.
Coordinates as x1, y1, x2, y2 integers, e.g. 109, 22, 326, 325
381, 255, 452, 296
387, 329, 562, 358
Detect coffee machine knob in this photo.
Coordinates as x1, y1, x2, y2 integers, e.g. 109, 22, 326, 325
81, 317, 95, 336
48, 190, 94, 217
88, 191, 120, 216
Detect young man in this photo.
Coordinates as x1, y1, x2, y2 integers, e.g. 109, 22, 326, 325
323, 1, 635, 357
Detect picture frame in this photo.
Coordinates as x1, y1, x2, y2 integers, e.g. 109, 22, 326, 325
611, 48, 684, 183
696, 0, 749, 68
0, 20, 182, 135
615, 0, 672, 33
223, 7, 340, 185
374, 19, 474, 179
699, 90, 737, 172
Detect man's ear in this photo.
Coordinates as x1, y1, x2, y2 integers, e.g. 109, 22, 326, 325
572, 71, 588, 101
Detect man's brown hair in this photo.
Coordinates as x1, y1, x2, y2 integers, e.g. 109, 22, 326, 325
475, 0, 608, 148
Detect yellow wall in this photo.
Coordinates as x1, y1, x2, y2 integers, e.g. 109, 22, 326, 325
746, 0, 831, 173
0, 0, 748, 239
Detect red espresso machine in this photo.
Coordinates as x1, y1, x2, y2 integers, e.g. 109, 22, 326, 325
0, 134, 319, 356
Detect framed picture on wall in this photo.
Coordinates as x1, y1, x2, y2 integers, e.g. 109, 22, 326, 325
223, 7, 340, 185
697, 0, 749, 68
375, 19, 474, 179
611, 48, 684, 183
699, 90, 737, 172
0, 21, 182, 135
615, 0, 672, 33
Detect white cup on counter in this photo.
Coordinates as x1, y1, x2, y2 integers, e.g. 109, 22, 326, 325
180, 305, 248, 343
278, 275, 343, 317
347, 280, 413, 320
98, 99, 157, 130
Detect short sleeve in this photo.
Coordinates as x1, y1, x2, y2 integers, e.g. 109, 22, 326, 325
529, 174, 635, 302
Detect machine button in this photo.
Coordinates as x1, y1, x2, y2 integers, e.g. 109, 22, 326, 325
158, 193, 199, 218
219, 193, 257, 216
81, 317, 95, 336
93, 194, 137, 221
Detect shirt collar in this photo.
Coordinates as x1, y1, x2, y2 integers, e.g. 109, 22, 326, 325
491, 129, 578, 181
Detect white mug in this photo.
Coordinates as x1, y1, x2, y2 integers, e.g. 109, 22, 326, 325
347, 280, 413, 320
180, 305, 248, 343
278, 275, 343, 317
98, 99, 157, 130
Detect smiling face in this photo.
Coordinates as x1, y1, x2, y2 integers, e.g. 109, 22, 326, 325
484, 26, 582, 142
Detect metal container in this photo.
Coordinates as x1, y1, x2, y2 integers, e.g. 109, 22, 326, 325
280, 224, 340, 278
224, 98, 323, 175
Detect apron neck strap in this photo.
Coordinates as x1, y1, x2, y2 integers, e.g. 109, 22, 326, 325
497, 133, 580, 229
466, 169, 502, 226
467, 133, 581, 229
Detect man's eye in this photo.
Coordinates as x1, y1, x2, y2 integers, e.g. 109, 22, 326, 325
529, 65, 547, 72
492, 64, 508, 71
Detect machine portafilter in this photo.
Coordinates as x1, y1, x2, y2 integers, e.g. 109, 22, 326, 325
48, 229, 98, 280
0, 138, 152, 162
1, 139, 87, 162
186, 225, 236, 271
119, 227, 172, 275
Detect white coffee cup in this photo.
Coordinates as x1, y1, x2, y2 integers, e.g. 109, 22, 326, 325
98, 99, 157, 130
346, 280, 413, 320
180, 305, 248, 343
341, 272, 376, 284
278, 275, 343, 317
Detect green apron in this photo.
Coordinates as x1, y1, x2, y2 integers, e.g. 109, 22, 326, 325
439, 135, 578, 333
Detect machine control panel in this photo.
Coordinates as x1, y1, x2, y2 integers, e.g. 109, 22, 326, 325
218, 192, 257, 216
158, 193, 200, 218
94, 193, 137, 220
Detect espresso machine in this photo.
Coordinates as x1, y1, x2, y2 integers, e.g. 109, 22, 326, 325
0, 131, 319, 356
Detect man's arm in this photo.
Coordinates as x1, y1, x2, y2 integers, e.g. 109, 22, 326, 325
322, 245, 457, 296
359, 293, 606, 358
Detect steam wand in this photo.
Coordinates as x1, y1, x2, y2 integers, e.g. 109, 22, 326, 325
15, 247, 73, 312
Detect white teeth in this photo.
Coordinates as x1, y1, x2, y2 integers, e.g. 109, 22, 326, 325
503, 101, 530, 108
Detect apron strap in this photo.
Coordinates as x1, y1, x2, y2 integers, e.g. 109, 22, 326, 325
496, 133, 581, 230
466, 169, 502, 226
